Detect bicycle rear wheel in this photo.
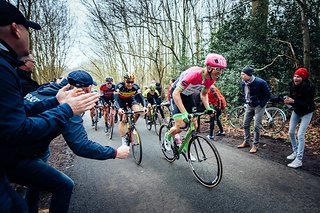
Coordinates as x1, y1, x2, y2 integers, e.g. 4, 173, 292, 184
130, 128, 142, 165
158, 124, 175, 162
229, 106, 245, 128
188, 135, 223, 188
262, 107, 286, 134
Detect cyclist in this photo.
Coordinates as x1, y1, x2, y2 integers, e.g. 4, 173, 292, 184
89, 89, 100, 126
114, 72, 147, 145
143, 84, 166, 123
164, 53, 227, 152
100, 76, 116, 132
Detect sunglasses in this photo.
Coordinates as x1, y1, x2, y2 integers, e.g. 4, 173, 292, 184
126, 81, 134, 84
207, 66, 225, 73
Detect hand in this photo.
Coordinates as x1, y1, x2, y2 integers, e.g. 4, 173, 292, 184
66, 93, 100, 115
56, 84, 85, 104
118, 108, 124, 115
205, 106, 215, 115
116, 145, 130, 159
284, 97, 294, 104
181, 111, 189, 123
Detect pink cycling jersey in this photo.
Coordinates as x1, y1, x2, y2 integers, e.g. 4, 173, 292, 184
177, 67, 215, 96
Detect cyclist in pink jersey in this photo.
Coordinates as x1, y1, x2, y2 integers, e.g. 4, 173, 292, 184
163, 53, 227, 151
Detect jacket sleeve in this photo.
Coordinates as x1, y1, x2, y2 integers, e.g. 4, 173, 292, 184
62, 115, 116, 159
260, 80, 271, 107
0, 65, 73, 145
24, 97, 59, 116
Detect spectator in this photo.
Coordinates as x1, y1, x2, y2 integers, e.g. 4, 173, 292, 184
0, 1, 99, 212
237, 66, 271, 153
284, 68, 315, 168
206, 85, 226, 140
167, 78, 176, 102
16, 53, 39, 96
23, 70, 130, 212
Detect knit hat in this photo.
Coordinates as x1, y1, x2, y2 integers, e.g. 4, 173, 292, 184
294, 68, 309, 80
242, 66, 254, 76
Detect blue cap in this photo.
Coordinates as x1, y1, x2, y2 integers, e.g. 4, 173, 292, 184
242, 66, 254, 76
67, 70, 97, 88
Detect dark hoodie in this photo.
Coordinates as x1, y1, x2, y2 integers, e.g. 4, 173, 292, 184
24, 79, 117, 160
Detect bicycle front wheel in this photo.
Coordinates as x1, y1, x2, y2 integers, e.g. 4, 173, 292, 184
188, 135, 223, 188
94, 109, 98, 131
154, 113, 159, 136
158, 124, 175, 162
130, 128, 142, 165
229, 106, 245, 128
262, 107, 286, 134
145, 115, 152, 131
108, 111, 114, 139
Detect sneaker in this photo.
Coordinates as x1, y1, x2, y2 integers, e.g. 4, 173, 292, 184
121, 137, 128, 146
206, 135, 214, 141
288, 158, 302, 168
216, 131, 225, 136
163, 132, 172, 151
286, 152, 296, 160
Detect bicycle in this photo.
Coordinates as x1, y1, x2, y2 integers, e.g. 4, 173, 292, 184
104, 101, 117, 140
123, 108, 144, 165
158, 110, 223, 188
145, 104, 162, 135
228, 103, 286, 134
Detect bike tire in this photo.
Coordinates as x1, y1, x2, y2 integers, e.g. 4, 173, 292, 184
108, 112, 114, 140
188, 135, 223, 188
229, 106, 245, 128
130, 128, 142, 165
94, 109, 98, 131
154, 113, 159, 135
158, 124, 175, 162
262, 107, 286, 134
145, 115, 152, 131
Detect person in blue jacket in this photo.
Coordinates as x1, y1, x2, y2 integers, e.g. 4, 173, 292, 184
0, 1, 99, 212
237, 66, 271, 153
23, 70, 130, 212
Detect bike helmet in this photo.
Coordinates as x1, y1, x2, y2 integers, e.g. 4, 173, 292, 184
149, 85, 156, 91
123, 72, 135, 82
204, 53, 227, 69
105, 76, 113, 82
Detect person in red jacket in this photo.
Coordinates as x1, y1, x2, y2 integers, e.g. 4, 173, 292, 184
206, 85, 226, 140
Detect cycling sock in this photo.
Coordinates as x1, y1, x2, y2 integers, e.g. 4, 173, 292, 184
165, 132, 172, 141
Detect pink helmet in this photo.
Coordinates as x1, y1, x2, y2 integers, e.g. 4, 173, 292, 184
204, 53, 227, 68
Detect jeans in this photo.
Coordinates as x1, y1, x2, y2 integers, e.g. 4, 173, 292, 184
0, 170, 28, 213
5, 158, 74, 213
243, 105, 265, 145
208, 109, 223, 137
25, 149, 50, 213
288, 111, 313, 160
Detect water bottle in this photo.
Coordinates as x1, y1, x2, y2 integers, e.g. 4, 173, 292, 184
174, 134, 182, 145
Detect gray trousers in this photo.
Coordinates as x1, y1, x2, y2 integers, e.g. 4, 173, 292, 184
243, 105, 266, 146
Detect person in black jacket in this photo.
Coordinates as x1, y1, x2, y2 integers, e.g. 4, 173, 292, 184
16, 53, 39, 96
284, 68, 315, 168
237, 66, 271, 153
0, 1, 99, 212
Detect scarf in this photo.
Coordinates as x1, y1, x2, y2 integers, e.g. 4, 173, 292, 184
244, 75, 255, 104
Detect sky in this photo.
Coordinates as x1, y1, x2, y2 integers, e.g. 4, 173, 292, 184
67, 0, 92, 69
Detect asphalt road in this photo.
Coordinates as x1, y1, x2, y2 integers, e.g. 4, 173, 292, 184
67, 113, 320, 213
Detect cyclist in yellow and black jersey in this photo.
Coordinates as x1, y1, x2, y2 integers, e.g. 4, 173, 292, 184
143, 84, 165, 122
114, 72, 147, 145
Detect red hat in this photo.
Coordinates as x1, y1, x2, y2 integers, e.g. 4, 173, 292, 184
294, 68, 309, 79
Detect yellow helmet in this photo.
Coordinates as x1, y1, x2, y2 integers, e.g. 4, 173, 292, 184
123, 72, 135, 82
